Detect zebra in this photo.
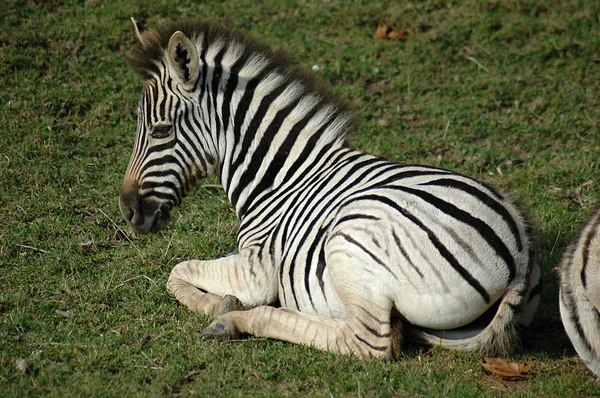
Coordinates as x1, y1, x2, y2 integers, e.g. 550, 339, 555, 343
119, 18, 542, 359
559, 208, 600, 377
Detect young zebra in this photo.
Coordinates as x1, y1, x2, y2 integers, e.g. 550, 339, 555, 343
119, 19, 542, 359
560, 208, 600, 376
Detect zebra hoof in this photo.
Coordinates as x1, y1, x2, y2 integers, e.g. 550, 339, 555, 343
200, 319, 240, 340
215, 295, 244, 316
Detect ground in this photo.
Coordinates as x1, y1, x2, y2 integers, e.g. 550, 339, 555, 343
1, 0, 600, 396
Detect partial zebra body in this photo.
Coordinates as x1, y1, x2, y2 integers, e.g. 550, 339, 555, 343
560, 208, 600, 377
119, 19, 541, 358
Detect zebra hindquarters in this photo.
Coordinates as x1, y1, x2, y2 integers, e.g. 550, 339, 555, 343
559, 208, 600, 377
327, 186, 539, 356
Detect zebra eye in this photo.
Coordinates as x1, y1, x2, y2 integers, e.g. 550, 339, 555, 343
151, 124, 172, 139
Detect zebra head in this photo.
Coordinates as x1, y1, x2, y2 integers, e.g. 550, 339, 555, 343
120, 19, 211, 234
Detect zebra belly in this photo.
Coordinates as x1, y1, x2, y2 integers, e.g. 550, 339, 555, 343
391, 283, 499, 329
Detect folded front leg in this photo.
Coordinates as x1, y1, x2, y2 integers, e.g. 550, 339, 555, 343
167, 246, 278, 318
201, 303, 402, 359
167, 276, 245, 317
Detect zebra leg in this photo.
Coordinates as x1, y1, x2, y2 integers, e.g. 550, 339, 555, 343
167, 272, 245, 317
201, 300, 401, 359
200, 233, 403, 358
167, 248, 277, 318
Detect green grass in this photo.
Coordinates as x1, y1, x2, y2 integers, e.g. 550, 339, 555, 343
2, 0, 600, 396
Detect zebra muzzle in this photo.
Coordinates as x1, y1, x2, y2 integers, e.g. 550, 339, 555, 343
119, 179, 173, 234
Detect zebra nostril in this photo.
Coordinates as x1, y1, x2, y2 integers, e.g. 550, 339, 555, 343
124, 208, 135, 222
158, 202, 173, 222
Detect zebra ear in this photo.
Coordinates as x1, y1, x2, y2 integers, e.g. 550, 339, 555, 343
166, 31, 200, 91
131, 17, 159, 49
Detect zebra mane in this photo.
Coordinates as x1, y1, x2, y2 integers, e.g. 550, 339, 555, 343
127, 19, 358, 140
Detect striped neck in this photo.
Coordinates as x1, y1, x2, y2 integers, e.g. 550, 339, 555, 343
189, 31, 354, 220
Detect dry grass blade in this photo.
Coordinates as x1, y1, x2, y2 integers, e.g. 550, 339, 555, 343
15, 244, 48, 254
113, 274, 158, 290
465, 55, 489, 72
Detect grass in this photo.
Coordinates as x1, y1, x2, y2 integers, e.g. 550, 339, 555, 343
1, 0, 600, 396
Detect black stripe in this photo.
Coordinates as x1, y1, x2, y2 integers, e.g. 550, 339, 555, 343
327, 167, 450, 200
220, 47, 246, 136
336, 214, 380, 224
359, 320, 391, 339
148, 138, 178, 153
304, 225, 329, 311
216, 51, 245, 183
143, 169, 186, 192
145, 85, 156, 125
421, 178, 523, 251
354, 333, 388, 352
196, 33, 210, 100
165, 76, 175, 121
158, 73, 167, 120
315, 238, 328, 301
210, 47, 226, 139
372, 169, 451, 187
141, 180, 181, 202
143, 155, 184, 171
391, 185, 516, 283
562, 288, 597, 355
391, 230, 424, 278
581, 211, 600, 288
140, 189, 178, 203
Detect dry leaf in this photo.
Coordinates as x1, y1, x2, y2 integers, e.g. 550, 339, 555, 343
375, 24, 409, 40
482, 358, 534, 381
